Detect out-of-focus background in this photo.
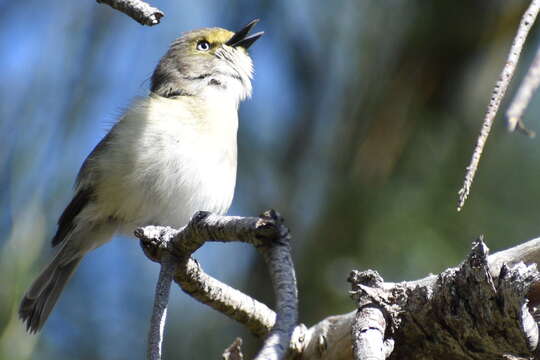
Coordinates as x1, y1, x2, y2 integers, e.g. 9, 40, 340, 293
2, 1, 540, 358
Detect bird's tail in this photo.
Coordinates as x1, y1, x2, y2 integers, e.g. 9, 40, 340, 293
19, 244, 82, 333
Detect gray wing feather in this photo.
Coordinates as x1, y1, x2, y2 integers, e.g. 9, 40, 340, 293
52, 128, 116, 247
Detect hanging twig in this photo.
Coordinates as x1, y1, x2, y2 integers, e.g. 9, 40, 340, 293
507, 41, 540, 137
457, 0, 540, 211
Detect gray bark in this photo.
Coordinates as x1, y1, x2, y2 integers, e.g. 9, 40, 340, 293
136, 210, 298, 360
96, 0, 164, 26
138, 212, 540, 360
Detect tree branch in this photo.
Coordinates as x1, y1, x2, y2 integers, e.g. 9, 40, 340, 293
136, 210, 298, 360
457, 0, 540, 211
174, 256, 276, 337
138, 211, 540, 359
506, 40, 540, 137
146, 253, 175, 360
96, 0, 164, 26
253, 219, 298, 360
292, 236, 540, 360
352, 306, 393, 360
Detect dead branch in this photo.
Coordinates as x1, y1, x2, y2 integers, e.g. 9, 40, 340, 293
138, 210, 540, 360
96, 0, 164, 26
457, 0, 540, 211
146, 253, 175, 360
175, 256, 276, 337
351, 306, 393, 360
321, 237, 540, 360
136, 210, 298, 360
507, 40, 540, 137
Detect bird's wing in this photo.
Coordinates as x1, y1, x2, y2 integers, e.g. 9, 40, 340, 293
51, 188, 92, 247
51, 128, 116, 247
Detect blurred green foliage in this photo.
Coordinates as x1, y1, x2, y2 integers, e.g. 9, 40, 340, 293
2, 1, 540, 359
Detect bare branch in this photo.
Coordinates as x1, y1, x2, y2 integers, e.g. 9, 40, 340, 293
136, 210, 298, 360
146, 253, 175, 360
254, 214, 298, 360
489, 236, 540, 275
457, 0, 540, 211
138, 212, 540, 359
175, 256, 276, 337
96, 0, 164, 26
507, 41, 540, 137
351, 306, 392, 360
291, 238, 540, 360
135, 217, 279, 337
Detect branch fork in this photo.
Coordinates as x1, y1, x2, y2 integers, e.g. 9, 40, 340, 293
135, 210, 298, 360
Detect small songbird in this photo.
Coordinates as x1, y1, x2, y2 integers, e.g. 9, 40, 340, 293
19, 19, 263, 333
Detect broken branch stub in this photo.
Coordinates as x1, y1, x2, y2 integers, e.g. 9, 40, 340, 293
349, 239, 540, 360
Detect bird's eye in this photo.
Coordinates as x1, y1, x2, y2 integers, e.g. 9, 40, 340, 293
196, 40, 211, 51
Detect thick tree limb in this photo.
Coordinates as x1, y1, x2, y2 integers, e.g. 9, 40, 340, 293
490, 237, 540, 274
327, 238, 540, 360
289, 236, 540, 360
136, 210, 298, 360
138, 212, 540, 359
457, 0, 540, 211
96, 0, 164, 26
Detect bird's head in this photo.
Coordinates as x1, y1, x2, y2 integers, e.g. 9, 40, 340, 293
151, 19, 263, 103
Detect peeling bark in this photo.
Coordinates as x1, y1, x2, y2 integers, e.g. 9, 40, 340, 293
348, 239, 540, 360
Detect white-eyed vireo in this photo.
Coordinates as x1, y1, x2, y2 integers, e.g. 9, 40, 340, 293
20, 19, 263, 333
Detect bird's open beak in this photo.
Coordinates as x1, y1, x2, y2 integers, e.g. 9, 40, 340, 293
226, 19, 264, 49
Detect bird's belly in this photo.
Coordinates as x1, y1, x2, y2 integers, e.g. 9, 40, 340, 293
115, 132, 237, 232
136, 141, 236, 227
146, 152, 236, 228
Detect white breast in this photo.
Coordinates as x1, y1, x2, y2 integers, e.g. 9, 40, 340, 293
90, 94, 238, 231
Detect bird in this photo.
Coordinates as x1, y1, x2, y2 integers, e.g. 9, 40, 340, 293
19, 19, 263, 333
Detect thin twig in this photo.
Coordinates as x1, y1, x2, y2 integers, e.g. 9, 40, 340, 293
507, 41, 540, 137
147, 253, 175, 360
457, 0, 540, 211
96, 0, 164, 26
175, 256, 276, 337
